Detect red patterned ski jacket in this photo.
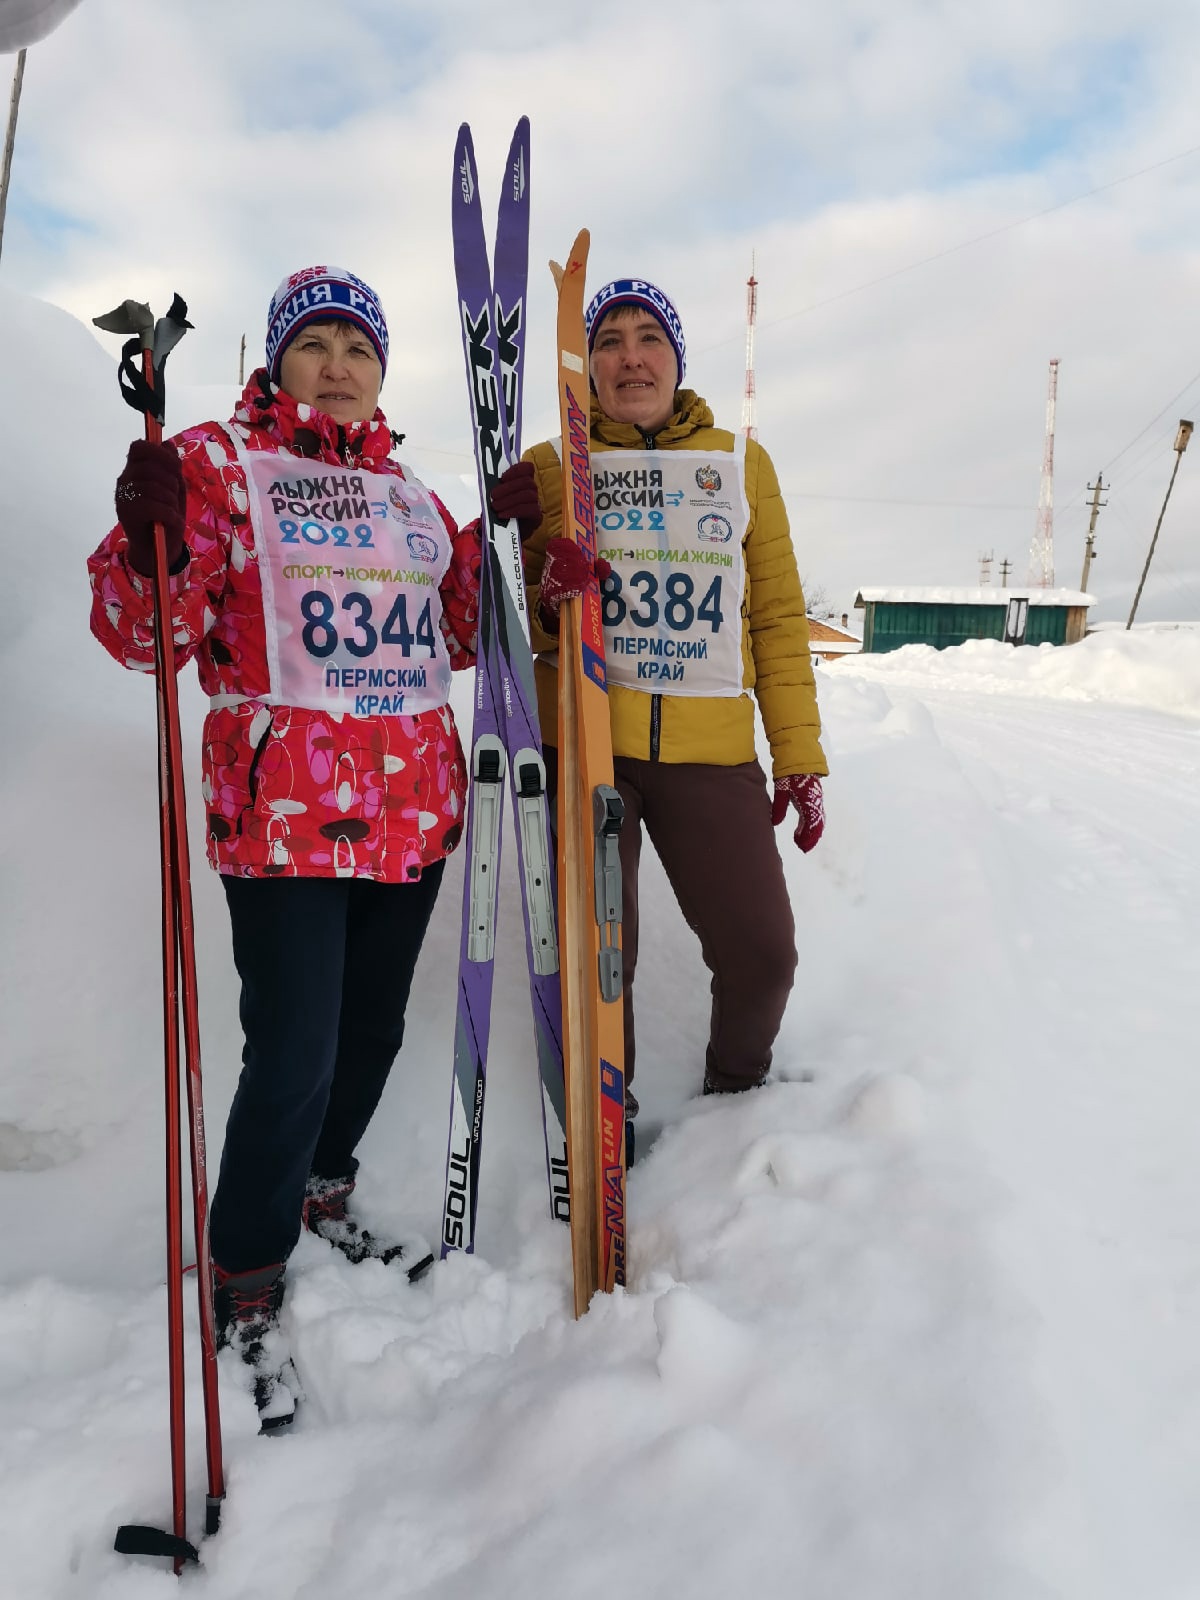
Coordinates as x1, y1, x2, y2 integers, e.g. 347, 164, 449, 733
89, 372, 479, 882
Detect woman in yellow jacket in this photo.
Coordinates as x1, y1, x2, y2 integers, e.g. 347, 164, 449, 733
505, 279, 827, 1153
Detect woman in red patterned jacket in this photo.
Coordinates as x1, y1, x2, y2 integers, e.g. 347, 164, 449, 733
88, 265, 537, 1428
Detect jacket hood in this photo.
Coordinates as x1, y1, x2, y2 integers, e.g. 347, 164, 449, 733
591, 388, 715, 449
231, 368, 394, 466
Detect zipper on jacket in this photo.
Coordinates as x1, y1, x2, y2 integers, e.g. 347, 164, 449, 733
239, 710, 274, 835
637, 428, 662, 758
649, 695, 662, 762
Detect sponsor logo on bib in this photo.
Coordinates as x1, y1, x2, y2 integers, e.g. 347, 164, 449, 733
697, 513, 733, 544
695, 465, 722, 495
406, 530, 440, 562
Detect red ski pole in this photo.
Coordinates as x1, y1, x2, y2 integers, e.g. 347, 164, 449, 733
94, 297, 224, 1572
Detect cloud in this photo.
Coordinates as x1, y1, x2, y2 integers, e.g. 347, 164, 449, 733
0, 0, 82, 51
8, 0, 1200, 621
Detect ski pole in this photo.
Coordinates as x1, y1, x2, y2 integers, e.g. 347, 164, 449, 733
94, 296, 224, 1571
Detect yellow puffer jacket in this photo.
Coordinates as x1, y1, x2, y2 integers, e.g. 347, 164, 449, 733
523, 390, 827, 778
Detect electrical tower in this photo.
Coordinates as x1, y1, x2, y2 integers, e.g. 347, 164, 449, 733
741, 253, 758, 441
1028, 357, 1059, 587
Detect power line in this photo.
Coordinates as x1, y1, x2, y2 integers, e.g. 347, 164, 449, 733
1061, 368, 1200, 514
1107, 498, 1147, 555
1106, 497, 1200, 615
1112, 436, 1183, 496
695, 138, 1200, 357
399, 442, 474, 464
1101, 365, 1200, 474
779, 486, 1036, 511
1111, 421, 1179, 482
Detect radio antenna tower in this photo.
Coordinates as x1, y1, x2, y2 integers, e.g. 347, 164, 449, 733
1029, 357, 1059, 587
741, 253, 758, 441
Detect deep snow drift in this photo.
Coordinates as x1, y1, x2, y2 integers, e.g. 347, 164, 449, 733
3, 290, 1200, 1598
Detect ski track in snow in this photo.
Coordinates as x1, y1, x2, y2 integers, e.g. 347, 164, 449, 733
3, 294, 1200, 1596
888, 684, 1200, 1599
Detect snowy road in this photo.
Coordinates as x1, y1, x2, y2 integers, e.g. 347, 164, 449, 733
935, 693, 1200, 1597
833, 654, 1200, 1598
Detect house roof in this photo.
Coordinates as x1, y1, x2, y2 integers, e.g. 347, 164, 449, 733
854, 586, 1094, 608
807, 618, 862, 652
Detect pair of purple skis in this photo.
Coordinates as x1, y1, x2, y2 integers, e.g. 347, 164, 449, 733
440, 120, 569, 1256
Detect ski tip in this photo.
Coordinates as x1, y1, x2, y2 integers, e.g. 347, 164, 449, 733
552, 231, 590, 286
454, 128, 477, 207
504, 117, 530, 205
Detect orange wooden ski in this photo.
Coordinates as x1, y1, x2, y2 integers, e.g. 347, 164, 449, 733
551, 232, 627, 1314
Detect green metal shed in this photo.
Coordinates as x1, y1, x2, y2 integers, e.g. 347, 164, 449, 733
853, 587, 1094, 654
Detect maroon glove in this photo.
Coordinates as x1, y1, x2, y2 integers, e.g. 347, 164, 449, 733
537, 536, 613, 630
114, 440, 187, 577
489, 460, 542, 541
770, 774, 825, 853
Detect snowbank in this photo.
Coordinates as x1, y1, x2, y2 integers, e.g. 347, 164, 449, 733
838, 628, 1200, 718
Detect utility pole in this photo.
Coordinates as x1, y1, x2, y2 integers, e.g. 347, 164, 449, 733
1080, 474, 1106, 592
238, 334, 246, 387
979, 550, 994, 585
740, 254, 758, 442
1029, 358, 1060, 586
999, 558, 1012, 588
0, 48, 27, 265
1128, 420, 1193, 629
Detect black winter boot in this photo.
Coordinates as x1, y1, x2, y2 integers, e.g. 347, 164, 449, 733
702, 1070, 769, 1096
213, 1261, 300, 1433
303, 1174, 434, 1282
702, 1042, 771, 1096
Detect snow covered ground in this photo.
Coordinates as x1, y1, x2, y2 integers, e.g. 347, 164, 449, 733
3, 290, 1200, 1597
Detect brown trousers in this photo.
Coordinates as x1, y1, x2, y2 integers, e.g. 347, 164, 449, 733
548, 752, 797, 1092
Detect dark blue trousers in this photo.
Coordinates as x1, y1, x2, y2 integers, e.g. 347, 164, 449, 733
208, 864, 445, 1274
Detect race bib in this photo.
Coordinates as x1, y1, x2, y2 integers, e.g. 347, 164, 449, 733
225, 433, 454, 718
592, 443, 748, 696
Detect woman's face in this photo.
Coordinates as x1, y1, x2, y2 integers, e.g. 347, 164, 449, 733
278, 321, 382, 425
589, 308, 677, 434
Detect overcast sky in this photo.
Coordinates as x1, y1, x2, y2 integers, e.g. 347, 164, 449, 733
6, 0, 1200, 623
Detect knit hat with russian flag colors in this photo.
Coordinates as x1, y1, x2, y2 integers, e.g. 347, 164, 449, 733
265, 266, 389, 382
584, 278, 686, 386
